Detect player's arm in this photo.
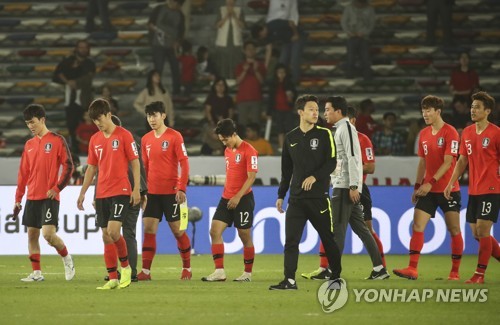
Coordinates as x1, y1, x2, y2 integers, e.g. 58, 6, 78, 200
130, 158, 141, 206
48, 137, 74, 199
416, 154, 454, 197
227, 171, 257, 210
363, 162, 375, 174
13, 148, 30, 218
309, 128, 337, 188
77, 164, 97, 210
444, 155, 468, 199
412, 157, 426, 203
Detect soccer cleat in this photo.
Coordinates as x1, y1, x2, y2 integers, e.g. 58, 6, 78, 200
119, 266, 132, 288
301, 267, 331, 280
97, 279, 120, 290
366, 267, 390, 280
269, 278, 298, 290
104, 270, 121, 281
447, 271, 460, 281
465, 272, 484, 284
180, 268, 192, 280
328, 278, 343, 290
63, 255, 75, 281
201, 269, 227, 282
137, 271, 151, 281
233, 272, 252, 282
393, 267, 418, 280
21, 272, 44, 282
131, 275, 138, 282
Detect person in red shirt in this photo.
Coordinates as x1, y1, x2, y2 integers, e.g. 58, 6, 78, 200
202, 118, 258, 282
445, 91, 500, 284
75, 111, 98, 154
177, 40, 197, 97
77, 98, 141, 290
355, 98, 377, 139
137, 101, 192, 281
449, 52, 480, 98
14, 104, 75, 282
393, 95, 463, 281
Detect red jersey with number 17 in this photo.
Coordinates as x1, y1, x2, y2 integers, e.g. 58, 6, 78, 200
459, 123, 500, 195
87, 126, 139, 199
358, 132, 375, 183
418, 123, 460, 193
223, 141, 258, 199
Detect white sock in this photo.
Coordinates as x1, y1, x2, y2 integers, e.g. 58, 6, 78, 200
373, 265, 384, 272
288, 278, 296, 285
63, 254, 72, 262
34, 270, 42, 276
142, 268, 150, 275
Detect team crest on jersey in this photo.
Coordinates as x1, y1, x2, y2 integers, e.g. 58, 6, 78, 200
310, 138, 319, 150
235, 153, 241, 163
161, 140, 169, 151
437, 137, 444, 147
482, 138, 490, 148
44, 143, 52, 153
112, 139, 119, 150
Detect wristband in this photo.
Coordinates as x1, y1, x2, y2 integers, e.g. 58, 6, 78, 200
414, 183, 421, 190
430, 177, 437, 185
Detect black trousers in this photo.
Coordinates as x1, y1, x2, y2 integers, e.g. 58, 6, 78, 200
284, 198, 342, 280
123, 204, 140, 277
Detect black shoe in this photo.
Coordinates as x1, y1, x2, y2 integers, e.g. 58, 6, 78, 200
131, 275, 138, 282
269, 279, 298, 290
327, 278, 343, 290
366, 267, 390, 280
311, 268, 332, 280
104, 270, 121, 281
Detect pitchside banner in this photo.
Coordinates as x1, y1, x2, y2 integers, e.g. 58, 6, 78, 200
0, 186, 497, 255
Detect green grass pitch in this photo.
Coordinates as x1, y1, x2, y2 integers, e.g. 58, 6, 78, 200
0, 254, 498, 324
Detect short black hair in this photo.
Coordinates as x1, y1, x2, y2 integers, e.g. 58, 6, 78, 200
111, 115, 122, 126
243, 40, 257, 49
472, 91, 495, 111
145, 101, 166, 115
346, 106, 358, 119
88, 98, 111, 120
383, 112, 397, 120
421, 95, 444, 112
359, 98, 373, 112
326, 96, 348, 116
23, 104, 46, 121
214, 118, 237, 137
295, 94, 318, 111
251, 24, 265, 39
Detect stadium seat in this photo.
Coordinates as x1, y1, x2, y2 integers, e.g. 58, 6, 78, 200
396, 59, 432, 68
105, 80, 137, 91
111, 17, 135, 28
381, 45, 410, 54
6, 64, 34, 75
479, 30, 500, 40
61, 33, 88, 42
397, 0, 425, 7
89, 31, 117, 42
247, 1, 269, 11
118, 31, 147, 43
379, 15, 410, 26
117, 2, 149, 12
5, 96, 34, 107
309, 31, 336, 43
20, 18, 48, 29
18, 49, 46, 59
0, 49, 12, 59
34, 97, 63, 106
0, 81, 14, 92
98, 60, 121, 73
102, 49, 132, 58
48, 19, 79, 28
321, 14, 341, 25
299, 16, 322, 26
120, 64, 149, 75
34, 65, 56, 76
14, 81, 47, 90
31, 4, 58, 14
0, 18, 20, 29
6, 33, 36, 42
2, 4, 31, 14
63, 3, 87, 13
371, 0, 397, 9
35, 33, 61, 44
47, 49, 72, 58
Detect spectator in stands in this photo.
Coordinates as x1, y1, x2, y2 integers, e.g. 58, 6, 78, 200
53, 40, 95, 153
371, 112, 405, 156
148, 0, 185, 95
100, 86, 120, 115
178, 40, 197, 97
134, 70, 175, 130
75, 111, 98, 155
355, 98, 377, 139
245, 123, 274, 156
341, 0, 375, 80
197, 46, 217, 82
451, 95, 472, 131
426, 0, 453, 46
204, 77, 235, 125
406, 118, 425, 156
235, 40, 266, 127
267, 64, 297, 149
85, 0, 113, 33
214, 0, 245, 80
449, 52, 480, 98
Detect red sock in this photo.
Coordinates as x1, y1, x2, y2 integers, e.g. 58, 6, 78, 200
244, 246, 255, 273
409, 231, 424, 269
176, 232, 191, 269
476, 236, 492, 275
104, 243, 118, 280
371, 232, 386, 267
56, 245, 68, 258
212, 243, 224, 269
114, 236, 129, 268
319, 242, 328, 268
142, 233, 156, 270
450, 233, 463, 273
490, 236, 500, 261
29, 254, 41, 271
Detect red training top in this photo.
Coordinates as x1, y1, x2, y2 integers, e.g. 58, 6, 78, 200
358, 131, 375, 183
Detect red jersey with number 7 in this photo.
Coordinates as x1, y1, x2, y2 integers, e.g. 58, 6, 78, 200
459, 123, 500, 195
418, 123, 460, 193
358, 132, 375, 183
87, 126, 139, 198
223, 141, 258, 199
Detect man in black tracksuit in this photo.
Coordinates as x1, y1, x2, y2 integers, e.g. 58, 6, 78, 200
269, 95, 342, 290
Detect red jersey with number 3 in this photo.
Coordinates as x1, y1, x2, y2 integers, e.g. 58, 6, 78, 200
88, 126, 138, 198
358, 132, 375, 183
418, 123, 460, 193
223, 141, 258, 199
141, 128, 189, 195
459, 123, 500, 195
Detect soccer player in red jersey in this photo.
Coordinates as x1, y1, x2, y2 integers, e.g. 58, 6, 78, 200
394, 95, 463, 281
202, 118, 258, 282
77, 98, 141, 290
445, 91, 500, 284
137, 101, 192, 281
14, 104, 75, 282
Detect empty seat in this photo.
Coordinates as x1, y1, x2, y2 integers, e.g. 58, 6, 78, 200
47, 49, 72, 58
117, 2, 149, 11
31, 4, 58, 13
117, 31, 147, 41
102, 49, 132, 57
34, 65, 56, 75
15, 81, 47, 90
247, 1, 269, 10
0, 18, 20, 28
6, 96, 34, 107
309, 31, 336, 42
48, 19, 79, 28
18, 49, 46, 58
34, 97, 63, 106
111, 17, 135, 28
6, 65, 34, 74
106, 80, 137, 90
6, 33, 36, 42
2, 4, 31, 14
89, 31, 117, 42
63, 3, 87, 13
21, 19, 48, 29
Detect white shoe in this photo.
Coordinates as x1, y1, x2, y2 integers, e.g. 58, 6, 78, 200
63, 255, 75, 281
233, 272, 252, 282
201, 269, 226, 282
21, 272, 44, 282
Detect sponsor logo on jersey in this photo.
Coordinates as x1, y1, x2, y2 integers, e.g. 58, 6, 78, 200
44, 143, 53, 153
482, 138, 490, 148
112, 139, 119, 150
162, 140, 169, 151
310, 138, 319, 150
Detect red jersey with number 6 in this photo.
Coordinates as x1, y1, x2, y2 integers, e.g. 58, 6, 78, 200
87, 126, 138, 198
459, 123, 500, 195
358, 132, 375, 183
223, 141, 258, 199
418, 123, 460, 193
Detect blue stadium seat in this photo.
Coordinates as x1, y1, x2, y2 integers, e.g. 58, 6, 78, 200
0, 18, 20, 29
6, 33, 36, 42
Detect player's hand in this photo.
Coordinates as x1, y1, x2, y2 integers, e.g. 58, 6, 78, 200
411, 191, 418, 205
415, 183, 431, 197
227, 196, 241, 210
92, 200, 96, 210
276, 198, 284, 213
130, 189, 141, 206
47, 189, 57, 200
349, 189, 360, 204
444, 184, 453, 200
77, 194, 85, 210
141, 195, 148, 211
301, 176, 316, 191
12, 202, 22, 221
175, 190, 186, 204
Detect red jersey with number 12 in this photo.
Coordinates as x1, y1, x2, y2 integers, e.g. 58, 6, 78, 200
459, 123, 500, 195
87, 126, 138, 198
358, 132, 374, 183
418, 123, 460, 192
223, 141, 258, 199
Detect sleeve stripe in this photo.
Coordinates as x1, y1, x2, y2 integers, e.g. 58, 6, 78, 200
317, 126, 336, 158
345, 121, 355, 157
